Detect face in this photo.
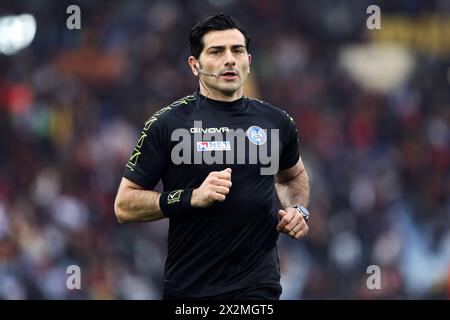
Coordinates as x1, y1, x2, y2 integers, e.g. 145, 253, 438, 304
190, 29, 252, 100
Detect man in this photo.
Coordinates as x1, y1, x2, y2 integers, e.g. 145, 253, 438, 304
114, 13, 310, 300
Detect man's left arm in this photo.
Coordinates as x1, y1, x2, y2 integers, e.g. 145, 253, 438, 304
275, 156, 310, 239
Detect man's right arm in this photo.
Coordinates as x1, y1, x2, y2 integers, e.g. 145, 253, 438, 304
115, 169, 233, 223
114, 177, 164, 223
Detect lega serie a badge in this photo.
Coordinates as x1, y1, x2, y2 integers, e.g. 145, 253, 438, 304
246, 126, 267, 145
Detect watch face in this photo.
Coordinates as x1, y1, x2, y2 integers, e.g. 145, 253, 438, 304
298, 206, 310, 220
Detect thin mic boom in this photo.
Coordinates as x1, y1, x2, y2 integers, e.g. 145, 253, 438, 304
198, 70, 217, 77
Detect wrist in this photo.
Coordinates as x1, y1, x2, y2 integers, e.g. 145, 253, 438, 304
159, 188, 195, 219
291, 205, 310, 221
190, 188, 199, 207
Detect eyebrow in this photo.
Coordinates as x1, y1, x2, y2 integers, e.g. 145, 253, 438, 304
206, 44, 246, 51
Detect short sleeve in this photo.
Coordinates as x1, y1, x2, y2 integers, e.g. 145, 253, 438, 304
279, 111, 300, 170
123, 116, 169, 190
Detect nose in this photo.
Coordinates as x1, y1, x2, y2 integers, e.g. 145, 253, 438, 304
224, 49, 236, 67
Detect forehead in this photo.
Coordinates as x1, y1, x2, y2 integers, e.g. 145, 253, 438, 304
202, 29, 246, 48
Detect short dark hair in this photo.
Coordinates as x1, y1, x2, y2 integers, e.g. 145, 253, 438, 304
189, 13, 250, 59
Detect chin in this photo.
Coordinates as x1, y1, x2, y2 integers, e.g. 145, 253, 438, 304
218, 84, 242, 95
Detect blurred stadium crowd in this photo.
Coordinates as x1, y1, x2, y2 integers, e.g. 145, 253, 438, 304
0, 0, 448, 299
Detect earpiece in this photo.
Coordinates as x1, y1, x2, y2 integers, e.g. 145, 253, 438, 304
194, 63, 203, 77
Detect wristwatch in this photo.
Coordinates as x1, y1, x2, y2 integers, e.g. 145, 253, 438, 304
292, 205, 310, 221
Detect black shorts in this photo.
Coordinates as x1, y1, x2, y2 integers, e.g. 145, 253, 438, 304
163, 284, 282, 300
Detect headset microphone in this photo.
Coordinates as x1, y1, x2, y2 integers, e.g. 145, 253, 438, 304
195, 64, 217, 78
199, 71, 217, 77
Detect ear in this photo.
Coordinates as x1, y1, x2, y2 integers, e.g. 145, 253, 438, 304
188, 56, 199, 76
248, 54, 252, 74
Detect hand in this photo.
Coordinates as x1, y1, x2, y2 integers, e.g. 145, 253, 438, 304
190, 168, 232, 208
277, 207, 309, 239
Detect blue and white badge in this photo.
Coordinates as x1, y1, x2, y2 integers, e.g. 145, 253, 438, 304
246, 126, 267, 145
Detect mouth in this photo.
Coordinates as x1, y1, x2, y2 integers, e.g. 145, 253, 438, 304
220, 71, 238, 80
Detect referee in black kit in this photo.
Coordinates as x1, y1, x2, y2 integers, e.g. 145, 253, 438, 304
114, 13, 310, 300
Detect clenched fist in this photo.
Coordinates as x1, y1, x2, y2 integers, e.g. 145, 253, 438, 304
277, 208, 308, 239
190, 168, 232, 208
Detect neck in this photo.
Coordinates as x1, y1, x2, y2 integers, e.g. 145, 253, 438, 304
199, 84, 243, 102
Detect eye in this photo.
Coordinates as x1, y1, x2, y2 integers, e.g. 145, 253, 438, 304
233, 48, 245, 54
209, 50, 219, 55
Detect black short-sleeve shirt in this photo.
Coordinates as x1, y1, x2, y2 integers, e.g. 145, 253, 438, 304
123, 92, 300, 297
